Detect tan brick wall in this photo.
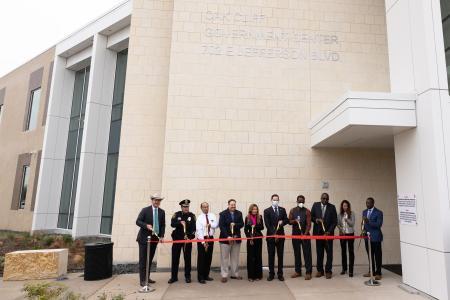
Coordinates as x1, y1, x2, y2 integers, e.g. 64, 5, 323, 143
0, 48, 54, 232
114, 0, 400, 268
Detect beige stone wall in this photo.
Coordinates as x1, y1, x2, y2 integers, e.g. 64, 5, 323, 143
111, 0, 174, 262
114, 0, 400, 268
0, 48, 54, 232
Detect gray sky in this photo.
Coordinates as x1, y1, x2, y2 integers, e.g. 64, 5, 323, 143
0, 0, 124, 77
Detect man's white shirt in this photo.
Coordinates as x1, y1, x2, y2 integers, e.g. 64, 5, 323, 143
196, 212, 219, 241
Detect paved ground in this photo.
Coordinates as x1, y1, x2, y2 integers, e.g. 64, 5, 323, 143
1, 266, 431, 300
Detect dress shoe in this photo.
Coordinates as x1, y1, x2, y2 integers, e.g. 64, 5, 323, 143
278, 275, 285, 281
168, 278, 178, 284
305, 274, 312, 280
315, 272, 324, 278
205, 277, 214, 281
139, 286, 155, 292
221, 277, 227, 283
148, 278, 155, 284
349, 273, 353, 278
267, 275, 274, 281
291, 272, 301, 278
198, 279, 206, 284
231, 276, 243, 280
248, 278, 254, 282
340, 270, 347, 275
375, 275, 382, 280
363, 272, 371, 277
325, 272, 332, 279
185, 278, 191, 283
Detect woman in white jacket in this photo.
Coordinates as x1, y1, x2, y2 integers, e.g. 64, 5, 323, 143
338, 200, 355, 277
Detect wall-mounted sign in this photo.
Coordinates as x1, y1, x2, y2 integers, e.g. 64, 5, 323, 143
397, 194, 417, 225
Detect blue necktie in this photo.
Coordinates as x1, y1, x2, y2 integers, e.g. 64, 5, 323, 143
153, 208, 159, 235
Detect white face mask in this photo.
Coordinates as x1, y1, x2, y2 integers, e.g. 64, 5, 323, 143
272, 200, 279, 207
298, 203, 304, 208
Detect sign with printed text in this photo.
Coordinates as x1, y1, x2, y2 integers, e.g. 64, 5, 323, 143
200, 10, 341, 62
397, 194, 417, 225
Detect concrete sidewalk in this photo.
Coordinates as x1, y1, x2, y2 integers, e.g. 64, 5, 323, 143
1, 266, 429, 300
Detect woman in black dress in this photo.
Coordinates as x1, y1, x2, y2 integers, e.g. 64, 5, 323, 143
244, 203, 264, 281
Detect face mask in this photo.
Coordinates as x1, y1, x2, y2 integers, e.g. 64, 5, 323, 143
272, 200, 279, 207
298, 203, 304, 208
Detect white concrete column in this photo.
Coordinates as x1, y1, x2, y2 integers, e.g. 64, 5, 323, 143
387, 0, 450, 298
32, 55, 75, 232
71, 34, 117, 237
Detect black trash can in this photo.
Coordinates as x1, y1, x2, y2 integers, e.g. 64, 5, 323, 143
84, 242, 113, 280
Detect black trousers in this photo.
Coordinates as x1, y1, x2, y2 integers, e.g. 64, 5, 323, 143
316, 239, 333, 273
292, 238, 312, 274
197, 240, 214, 281
138, 240, 158, 283
365, 240, 382, 276
171, 241, 192, 280
267, 238, 284, 276
340, 233, 355, 273
247, 239, 263, 279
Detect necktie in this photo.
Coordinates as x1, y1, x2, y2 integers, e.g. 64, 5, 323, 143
231, 212, 234, 222
205, 214, 210, 235
275, 207, 279, 217
153, 207, 159, 235
367, 209, 372, 219
321, 205, 326, 218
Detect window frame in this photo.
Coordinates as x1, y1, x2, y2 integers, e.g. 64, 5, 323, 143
25, 87, 42, 131
18, 165, 30, 209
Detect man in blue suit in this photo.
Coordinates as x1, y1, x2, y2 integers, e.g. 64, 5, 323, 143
362, 197, 383, 280
219, 199, 244, 283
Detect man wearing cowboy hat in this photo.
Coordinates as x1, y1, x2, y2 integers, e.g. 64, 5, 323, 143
168, 199, 196, 284
136, 193, 166, 286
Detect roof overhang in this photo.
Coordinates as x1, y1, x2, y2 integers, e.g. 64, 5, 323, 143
309, 91, 417, 148
56, 0, 132, 59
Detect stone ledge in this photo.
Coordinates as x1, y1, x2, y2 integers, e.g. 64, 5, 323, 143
3, 249, 68, 281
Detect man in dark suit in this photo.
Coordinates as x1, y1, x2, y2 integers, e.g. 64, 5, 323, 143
219, 199, 244, 283
264, 194, 289, 281
288, 195, 313, 280
311, 192, 337, 279
362, 197, 383, 280
168, 199, 196, 284
136, 193, 166, 287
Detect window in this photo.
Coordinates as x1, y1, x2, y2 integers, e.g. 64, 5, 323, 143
58, 67, 90, 229
0, 88, 5, 124
440, 0, 450, 90
25, 87, 41, 131
11, 153, 32, 210
100, 49, 128, 234
18, 166, 30, 209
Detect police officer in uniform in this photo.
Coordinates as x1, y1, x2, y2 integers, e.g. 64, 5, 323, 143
168, 199, 196, 284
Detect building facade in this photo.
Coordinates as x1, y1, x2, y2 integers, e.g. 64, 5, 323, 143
0, 47, 54, 232
1, 0, 450, 298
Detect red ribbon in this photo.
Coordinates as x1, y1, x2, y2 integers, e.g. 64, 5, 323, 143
150, 234, 367, 244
